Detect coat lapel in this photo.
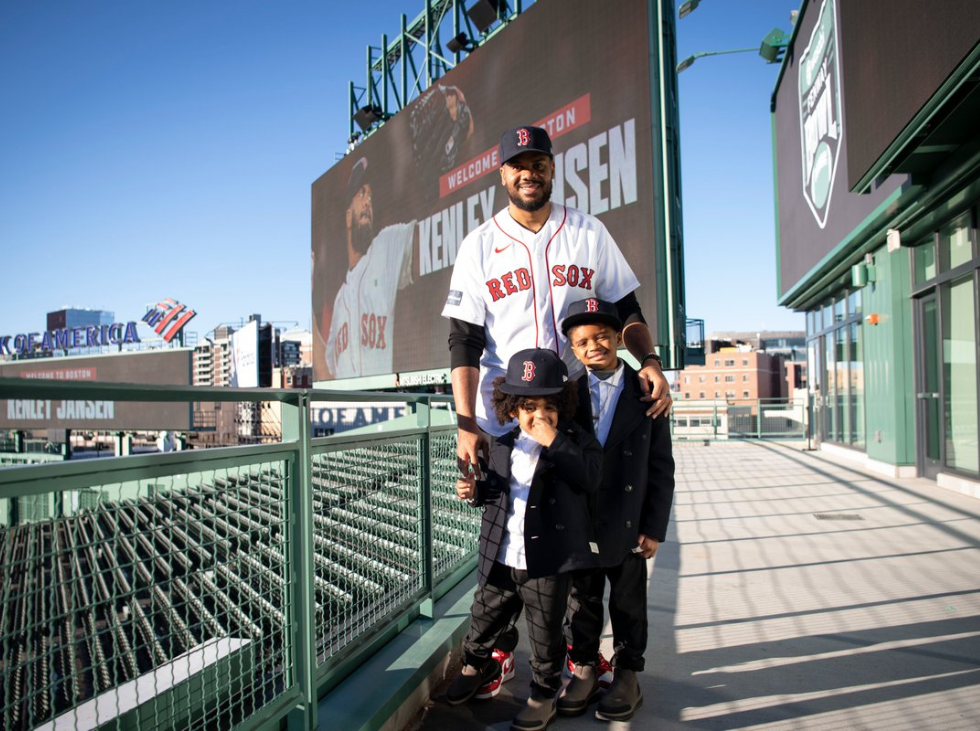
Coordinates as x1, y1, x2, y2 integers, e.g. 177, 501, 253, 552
602, 364, 647, 452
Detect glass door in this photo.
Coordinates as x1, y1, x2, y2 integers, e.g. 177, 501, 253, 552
915, 294, 942, 478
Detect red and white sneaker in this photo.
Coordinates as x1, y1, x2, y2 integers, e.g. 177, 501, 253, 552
475, 648, 516, 699
563, 645, 615, 688
597, 653, 614, 689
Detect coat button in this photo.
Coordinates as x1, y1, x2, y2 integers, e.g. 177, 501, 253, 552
624, 484, 634, 493
549, 497, 556, 504
625, 520, 633, 528
624, 449, 632, 457
555, 524, 565, 531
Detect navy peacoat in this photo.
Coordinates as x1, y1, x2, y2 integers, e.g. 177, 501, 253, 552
472, 420, 603, 585
575, 362, 675, 567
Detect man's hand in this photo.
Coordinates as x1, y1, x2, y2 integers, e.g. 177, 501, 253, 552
455, 475, 476, 501
457, 427, 488, 480
636, 534, 660, 559
638, 362, 672, 419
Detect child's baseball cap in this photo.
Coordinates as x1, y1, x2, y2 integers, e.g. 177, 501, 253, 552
499, 348, 569, 396
561, 297, 623, 335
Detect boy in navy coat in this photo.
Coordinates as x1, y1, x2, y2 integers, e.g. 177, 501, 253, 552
447, 348, 602, 731
556, 298, 675, 721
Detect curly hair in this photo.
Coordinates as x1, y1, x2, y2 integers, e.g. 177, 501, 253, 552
490, 376, 579, 426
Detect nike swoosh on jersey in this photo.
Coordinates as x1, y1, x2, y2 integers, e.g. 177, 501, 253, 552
494, 244, 512, 253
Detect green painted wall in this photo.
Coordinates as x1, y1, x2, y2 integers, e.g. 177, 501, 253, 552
863, 244, 916, 466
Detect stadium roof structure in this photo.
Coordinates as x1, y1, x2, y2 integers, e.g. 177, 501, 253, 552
347, 0, 536, 141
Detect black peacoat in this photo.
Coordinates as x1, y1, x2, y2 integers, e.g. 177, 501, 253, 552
471, 421, 603, 585
575, 362, 675, 567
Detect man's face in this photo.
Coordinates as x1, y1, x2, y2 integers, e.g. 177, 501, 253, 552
347, 183, 374, 254
500, 152, 554, 213
510, 396, 559, 433
568, 323, 622, 371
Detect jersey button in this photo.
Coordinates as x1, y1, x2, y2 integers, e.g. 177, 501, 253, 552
624, 484, 634, 493
625, 520, 633, 528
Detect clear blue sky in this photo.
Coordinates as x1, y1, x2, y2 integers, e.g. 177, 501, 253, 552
0, 0, 802, 341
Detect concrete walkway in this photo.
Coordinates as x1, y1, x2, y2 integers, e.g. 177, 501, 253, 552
409, 441, 980, 731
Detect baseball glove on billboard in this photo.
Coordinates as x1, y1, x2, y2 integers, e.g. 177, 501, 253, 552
410, 84, 474, 173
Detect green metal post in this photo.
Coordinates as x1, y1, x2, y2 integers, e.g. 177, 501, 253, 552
284, 392, 317, 731
426, 0, 434, 86
401, 14, 408, 113
757, 400, 763, 439
713, 402, 718, 439
381, 34, 389, 115
366, 45, 374, 107
417, 398, 435, 618
349, 81, 356, 139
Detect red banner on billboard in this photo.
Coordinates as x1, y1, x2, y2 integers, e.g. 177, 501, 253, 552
439, 94, 592, 198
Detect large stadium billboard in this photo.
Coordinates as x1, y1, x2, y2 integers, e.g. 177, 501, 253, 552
0, 349, 193, 430
312, 0, 681, 384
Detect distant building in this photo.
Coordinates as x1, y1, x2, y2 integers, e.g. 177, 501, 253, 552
47, 307, 114, 332
674, 350, 788, 402
706, 330, 806, 360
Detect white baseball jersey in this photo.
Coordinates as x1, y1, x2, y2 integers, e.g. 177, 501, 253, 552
327, 221, 416, 378
442, 204, 639, 436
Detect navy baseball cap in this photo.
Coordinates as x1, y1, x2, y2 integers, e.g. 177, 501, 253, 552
499, 126, 553, 165
561, 298, 623, 335
346, 157, 369, 204
499, 348, 569, 396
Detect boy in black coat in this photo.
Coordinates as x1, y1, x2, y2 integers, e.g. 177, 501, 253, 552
447, 348, 602, 731
556, 298, 675, 721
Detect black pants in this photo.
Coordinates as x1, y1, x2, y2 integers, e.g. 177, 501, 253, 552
565, 553, 648, 671
463, 561, 571, 695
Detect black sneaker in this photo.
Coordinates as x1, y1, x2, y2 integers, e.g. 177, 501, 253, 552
447, 659, 501, 705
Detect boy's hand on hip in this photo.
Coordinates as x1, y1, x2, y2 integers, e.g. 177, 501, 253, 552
637, 534, 660, 559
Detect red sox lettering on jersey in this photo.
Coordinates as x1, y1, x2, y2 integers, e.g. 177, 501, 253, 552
327, 222, 415, 378
486, 265, 595, 302
442, 204, 640, 436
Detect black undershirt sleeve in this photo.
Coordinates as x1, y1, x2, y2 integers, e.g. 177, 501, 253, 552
448, 318, 486, 370
615, 291, 647, 328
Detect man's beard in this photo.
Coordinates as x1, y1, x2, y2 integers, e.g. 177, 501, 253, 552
508, 179, 553, 213
351, 218, 375, 255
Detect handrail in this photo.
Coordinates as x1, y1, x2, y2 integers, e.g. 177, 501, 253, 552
0, 378, 474, 731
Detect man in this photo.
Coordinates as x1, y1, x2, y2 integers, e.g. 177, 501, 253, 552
320, 157, 417, 378
442, 125, 672, 478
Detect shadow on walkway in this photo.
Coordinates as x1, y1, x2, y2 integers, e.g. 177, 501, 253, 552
410, 442, 980, 731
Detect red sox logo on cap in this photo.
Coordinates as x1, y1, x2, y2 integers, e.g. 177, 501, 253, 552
522, 361, 536, 382
517, 128, 530, 146
585, 298, 599, 312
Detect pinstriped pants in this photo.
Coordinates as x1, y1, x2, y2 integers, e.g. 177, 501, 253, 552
463, 561, 571, 695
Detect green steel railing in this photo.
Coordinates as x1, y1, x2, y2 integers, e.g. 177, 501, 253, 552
0, 378, 476, 731
669, 398, 807, 441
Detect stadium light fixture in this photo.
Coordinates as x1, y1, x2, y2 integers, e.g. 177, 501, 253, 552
676, 47, 757, 74
352, 104, 389, 132
759, 28, 790, 63
678, 0, 701, 19
446, 32, 477, 54
467, 0, 506, 34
